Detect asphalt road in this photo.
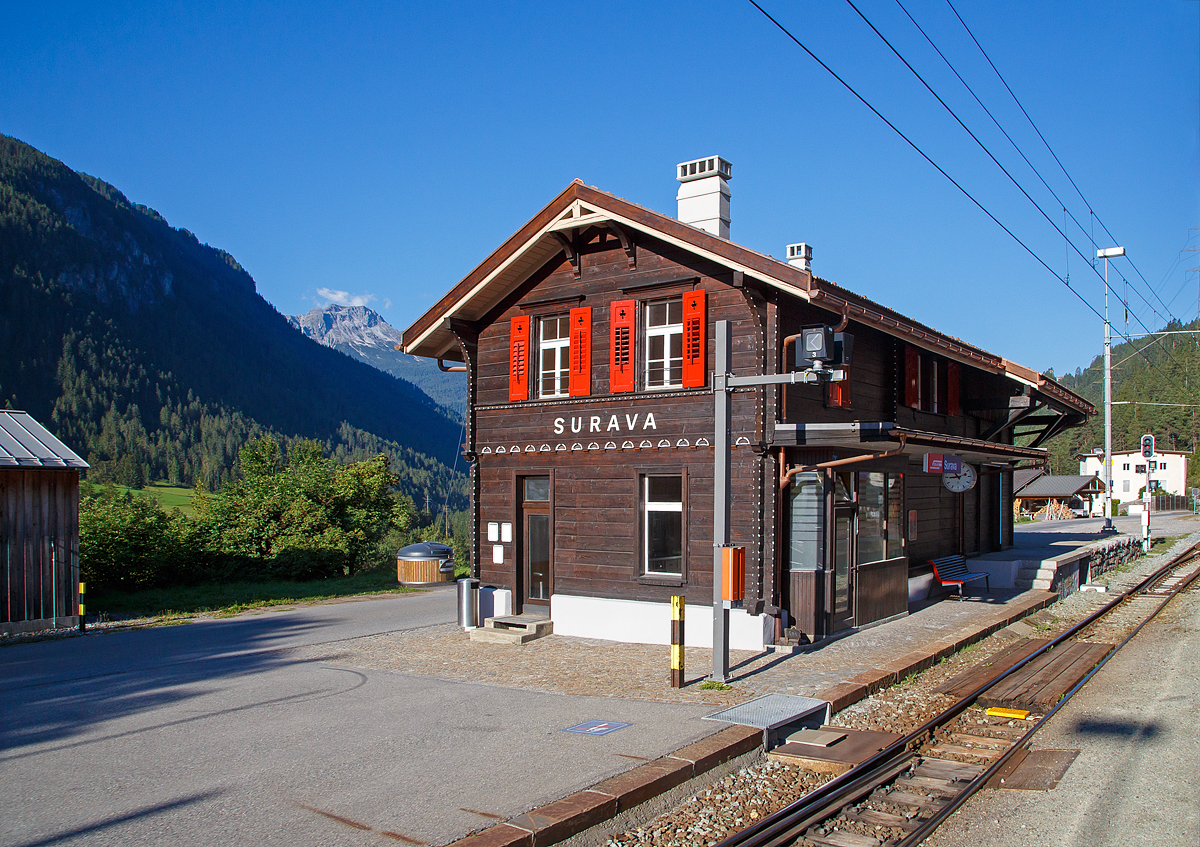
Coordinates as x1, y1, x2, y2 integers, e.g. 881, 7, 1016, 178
1, 588, 718, 847
926, 587, 1200, 847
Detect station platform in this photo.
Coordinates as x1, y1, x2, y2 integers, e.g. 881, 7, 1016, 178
303, 527, 1200, 847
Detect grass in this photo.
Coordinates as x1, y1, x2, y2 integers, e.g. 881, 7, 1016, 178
92, 481, 199, 515
700, 679, 732, 690
89, 566, 417, 621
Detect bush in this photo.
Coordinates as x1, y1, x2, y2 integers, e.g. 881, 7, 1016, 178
79, 483, 191, 589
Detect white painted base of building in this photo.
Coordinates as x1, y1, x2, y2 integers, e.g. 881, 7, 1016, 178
550, 593, 773, 651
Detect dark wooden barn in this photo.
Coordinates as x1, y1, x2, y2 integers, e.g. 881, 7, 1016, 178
0, 411, 88, 634
402, 158, 1093, 649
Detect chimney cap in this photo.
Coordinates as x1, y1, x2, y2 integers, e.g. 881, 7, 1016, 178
677, 156, 732, 183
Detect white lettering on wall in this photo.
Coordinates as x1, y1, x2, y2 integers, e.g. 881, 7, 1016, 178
590, 416, 601, 432
547, 411, 664, 436
571, 417, 583, 433
607, 415, 620, 431
644, 413, 657, 430
626, 414, 639, 429
554, 418, 565, 435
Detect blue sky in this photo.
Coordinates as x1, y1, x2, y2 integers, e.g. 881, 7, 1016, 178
3, 1, 1196, 376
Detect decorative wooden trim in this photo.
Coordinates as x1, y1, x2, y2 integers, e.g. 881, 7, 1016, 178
569, 306, 591, 397
551, 232, 581, 278
610, 299, 636, 393
620, 277, 699, 296
509, 316, 530, 402
518, 294, 585, 314
602, 220, 636, 269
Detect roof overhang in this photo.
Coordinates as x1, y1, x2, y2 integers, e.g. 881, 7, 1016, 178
772, 421, 1048, 466
401, 180, 1093, 418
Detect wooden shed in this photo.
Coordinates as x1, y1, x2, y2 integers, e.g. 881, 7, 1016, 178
401, 159, 1094, 649
0, 410, 89, 634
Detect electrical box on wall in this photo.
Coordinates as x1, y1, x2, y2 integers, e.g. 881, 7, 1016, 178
721, 546, 745, 608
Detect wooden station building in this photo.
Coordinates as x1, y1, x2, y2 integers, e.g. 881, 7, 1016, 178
402, 158, 1093, 649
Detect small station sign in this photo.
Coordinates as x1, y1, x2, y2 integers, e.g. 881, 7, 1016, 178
923, 453, 962, 474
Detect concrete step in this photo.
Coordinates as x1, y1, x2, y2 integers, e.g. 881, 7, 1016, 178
1014, 578, 1053, 591
469, 614, 554, 645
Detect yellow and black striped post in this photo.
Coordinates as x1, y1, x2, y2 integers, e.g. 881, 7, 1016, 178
670, 595, 685, 688
78, 582, 86, 633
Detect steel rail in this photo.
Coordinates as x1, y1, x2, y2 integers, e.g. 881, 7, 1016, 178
711, 539, 1200, 847
899, 542, 1200, 845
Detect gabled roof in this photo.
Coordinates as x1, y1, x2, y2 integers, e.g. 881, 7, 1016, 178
402, 180, 1092, 416
1013, 467, 1046, 494
1014, 475, 1106, 499
0, 411, 89, 469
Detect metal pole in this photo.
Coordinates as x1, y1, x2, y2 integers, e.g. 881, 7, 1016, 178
712, 320, 732, 682
1103, 256, 1114, 532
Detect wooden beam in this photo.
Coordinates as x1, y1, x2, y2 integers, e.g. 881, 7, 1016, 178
601, 220, 636, 269
551, 231, 581, 278
962, 395, 1033, 412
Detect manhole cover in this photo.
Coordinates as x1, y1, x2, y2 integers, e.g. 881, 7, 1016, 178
563, 720, 632, 736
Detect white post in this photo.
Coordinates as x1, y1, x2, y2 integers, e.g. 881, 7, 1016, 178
1097, 247, 1125, 533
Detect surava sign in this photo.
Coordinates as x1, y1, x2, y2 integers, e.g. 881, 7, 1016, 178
552, 412, 659, 435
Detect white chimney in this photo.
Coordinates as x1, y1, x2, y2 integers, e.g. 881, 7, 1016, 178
676, 156, 732, 238
786, 242, 812, 273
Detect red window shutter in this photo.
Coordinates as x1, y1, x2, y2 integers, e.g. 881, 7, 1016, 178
610, 299, 636, 393
828, 379, 851, 408
682, 289, 706, 388
904, 345, 920, 409
509, 316, 530, 402
569, 306, 591, 397
947, 361, 961, 416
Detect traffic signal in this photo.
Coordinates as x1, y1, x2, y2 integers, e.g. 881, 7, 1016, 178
1141, 434, 1155, 459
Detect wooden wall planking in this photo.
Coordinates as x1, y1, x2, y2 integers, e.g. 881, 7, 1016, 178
1, 469, 79, 625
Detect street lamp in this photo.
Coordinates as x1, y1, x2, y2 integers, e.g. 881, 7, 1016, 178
1097, 246, 1125, 533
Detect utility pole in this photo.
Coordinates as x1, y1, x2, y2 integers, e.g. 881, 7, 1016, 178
1098, 246, 1125, 534
711, 320, 842, 682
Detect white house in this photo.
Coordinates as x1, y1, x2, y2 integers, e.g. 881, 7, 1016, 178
1077, 448, 1191, 511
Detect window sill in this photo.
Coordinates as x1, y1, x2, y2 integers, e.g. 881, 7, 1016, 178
638, 574, 686, 587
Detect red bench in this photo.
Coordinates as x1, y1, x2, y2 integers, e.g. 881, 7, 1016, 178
929, 555, 989, 600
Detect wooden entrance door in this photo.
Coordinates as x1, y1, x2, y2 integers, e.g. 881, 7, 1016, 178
520, 476, 552, 608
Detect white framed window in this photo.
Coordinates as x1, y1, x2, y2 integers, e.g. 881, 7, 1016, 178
642, 474, 683, 575
538, 315, 570, 398
1123, 479, 1131, 493
645, 299, 682, 389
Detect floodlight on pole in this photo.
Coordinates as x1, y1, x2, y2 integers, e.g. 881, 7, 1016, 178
1097, 246, 1125, 533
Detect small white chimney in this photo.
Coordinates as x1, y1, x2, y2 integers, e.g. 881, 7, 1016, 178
786, 242, 812, 273
676, 156, 732, 238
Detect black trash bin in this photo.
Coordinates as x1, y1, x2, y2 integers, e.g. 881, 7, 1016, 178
396, 541, 455, 585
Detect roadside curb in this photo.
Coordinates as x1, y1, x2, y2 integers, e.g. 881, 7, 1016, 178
446, 590, 1059, 847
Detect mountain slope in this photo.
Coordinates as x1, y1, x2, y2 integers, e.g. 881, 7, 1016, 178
1043, 317, 1200, 488
288, 304, 466, 416
0, 134, 464, 507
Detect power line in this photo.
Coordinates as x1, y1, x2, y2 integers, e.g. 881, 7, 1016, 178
842, 0, 1174, 367
945, 0, 1181, 324
743, 0, 1108, 328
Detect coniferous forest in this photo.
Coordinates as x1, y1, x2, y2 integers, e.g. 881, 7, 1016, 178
0, 135, 467, 513
1043, 317, 1200, 492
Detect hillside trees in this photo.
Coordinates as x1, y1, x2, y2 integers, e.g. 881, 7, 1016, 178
80, 438, 425, 588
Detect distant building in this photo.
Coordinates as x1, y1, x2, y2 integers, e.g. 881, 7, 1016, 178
1013, 473, 1106, 517
1077, 447, 1191, 512
0, 411, 89, 634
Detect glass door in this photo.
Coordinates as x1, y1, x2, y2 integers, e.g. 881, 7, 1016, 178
831, 471, 856, 632
520, 476, 551, 608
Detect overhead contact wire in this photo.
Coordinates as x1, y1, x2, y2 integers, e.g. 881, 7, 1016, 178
744, 0, 1107, 327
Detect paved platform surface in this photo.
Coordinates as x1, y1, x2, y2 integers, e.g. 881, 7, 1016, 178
924, 582, 1200, 847
0, 591, 717, 847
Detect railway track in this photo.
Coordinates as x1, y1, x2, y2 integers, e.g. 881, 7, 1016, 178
714, 541, 1200, 847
